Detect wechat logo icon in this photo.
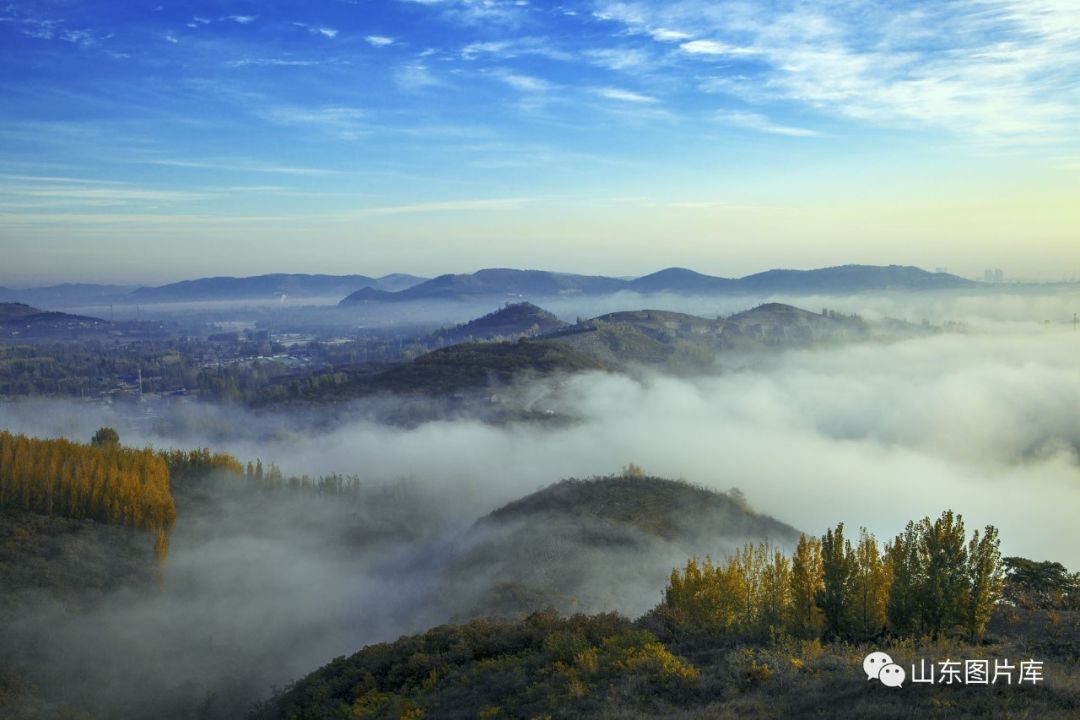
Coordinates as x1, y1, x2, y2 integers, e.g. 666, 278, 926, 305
864, 651, 905, 688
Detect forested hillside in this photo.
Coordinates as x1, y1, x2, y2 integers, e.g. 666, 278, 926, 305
0, 429, 175, 560
252, 510, 1080, 720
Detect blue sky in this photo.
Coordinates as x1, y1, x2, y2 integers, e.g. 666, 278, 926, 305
1, 0, 1077, 285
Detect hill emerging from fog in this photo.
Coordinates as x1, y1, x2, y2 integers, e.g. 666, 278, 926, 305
0, 302, 113, 340
480, 475, 798, 540
543, 303, 900, 370
430, 302, 569, 346
443, 475, 801, 618
340, 264, 972, 304
267, 338, 602, 404
266, 302, 926, 406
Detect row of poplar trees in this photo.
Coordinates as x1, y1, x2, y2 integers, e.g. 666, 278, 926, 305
661, 511, 1003, 642
0, 428, 177, 561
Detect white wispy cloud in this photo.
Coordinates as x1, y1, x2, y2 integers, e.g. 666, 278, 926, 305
395, 64, 439, 91
585, 47, 651, 70
349, 197, 534, 217
259, 106, 369, 140
224, 15, 257, 25
592, 0, 1080, 140
293, 22, 338, 39
713, 110, 820, 137
145, 158, 349, 176
493, 71, 553, 93
461, 37, 571, 61
651, 28, 689, 42
4, 11, 96, 46
596, 87, 658, 104
229, 57, 328, 68
365, 35, 395, 47
0, 179, 205, 209
679, 39, 754, 57
398, 0, 531, 27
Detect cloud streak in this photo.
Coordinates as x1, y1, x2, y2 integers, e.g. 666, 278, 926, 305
594, 0, 1080, 139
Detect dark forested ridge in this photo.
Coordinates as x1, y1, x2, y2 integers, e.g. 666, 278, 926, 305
428, 302, 569, 346
259, 302, 927, 405
0, 302, 113, 340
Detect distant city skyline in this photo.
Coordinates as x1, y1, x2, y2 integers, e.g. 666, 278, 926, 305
1, 1, 1077, 286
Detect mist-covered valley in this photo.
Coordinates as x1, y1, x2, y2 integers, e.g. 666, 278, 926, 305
2, 286, 1079, 719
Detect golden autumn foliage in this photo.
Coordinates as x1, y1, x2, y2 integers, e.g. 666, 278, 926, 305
662, 513, 1004, 643
0, 429, 176, 561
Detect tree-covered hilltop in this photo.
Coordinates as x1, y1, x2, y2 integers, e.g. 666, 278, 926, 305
428, 302, 569, 347
251, 511, 1080, 720
445, 474, 801, 619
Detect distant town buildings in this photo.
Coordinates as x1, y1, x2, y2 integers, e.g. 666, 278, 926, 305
983, 268, 1004, 283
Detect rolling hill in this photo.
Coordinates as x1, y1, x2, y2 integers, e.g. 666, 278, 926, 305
129, 273, 424, 303
444, 474, 801, 619
429, 302, 569, 346
0, 274, 429, 308
0, 303, 112, 340
267, 302, 922, 405
545, 303, 882, 370
340, 264, 973, 304
340, 268, 627, 304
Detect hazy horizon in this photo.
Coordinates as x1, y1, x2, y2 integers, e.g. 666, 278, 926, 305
3, 262, 1078, 292
1, 0, 1078, 286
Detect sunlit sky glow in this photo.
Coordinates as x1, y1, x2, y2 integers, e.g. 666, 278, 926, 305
1, 0, 1078, 285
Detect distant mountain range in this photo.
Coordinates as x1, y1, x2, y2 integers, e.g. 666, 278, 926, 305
341, 265, 973, 304
0, 265, 975, 310
0, 273, 428, 308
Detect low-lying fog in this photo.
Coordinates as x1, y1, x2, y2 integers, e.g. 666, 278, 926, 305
2, 293, 1078, 718
5, 309, 1077, 566
60, 286, 1080, 334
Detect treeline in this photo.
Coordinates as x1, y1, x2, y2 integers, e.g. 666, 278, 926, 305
659, 511, 1004, 643
0, 429, 176, 560
0, 425, 391, 556
161, 446, 374, 497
